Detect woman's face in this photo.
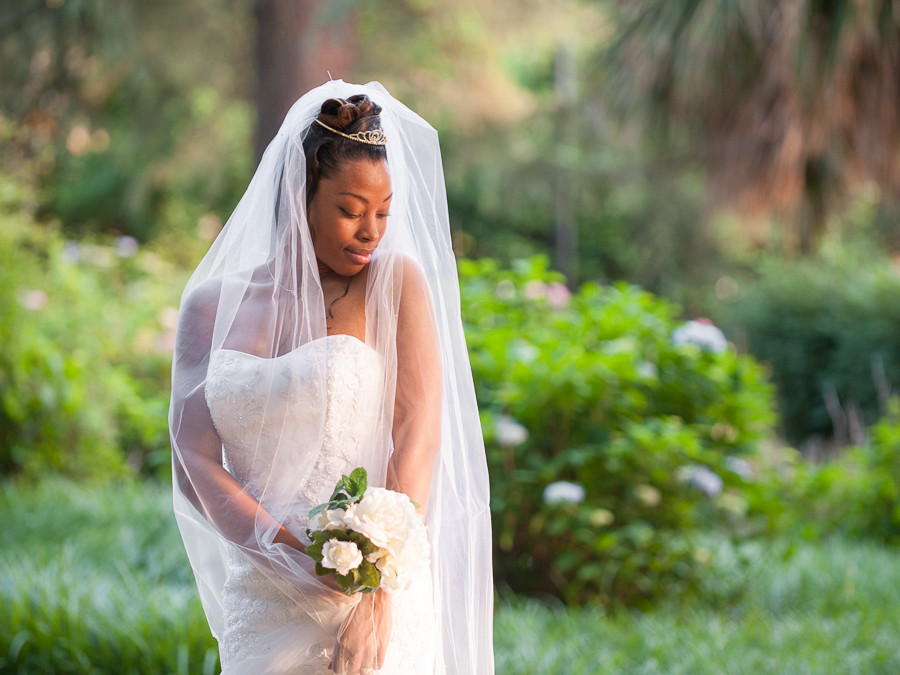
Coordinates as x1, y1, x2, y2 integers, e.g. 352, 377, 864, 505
308, 158, 392, 277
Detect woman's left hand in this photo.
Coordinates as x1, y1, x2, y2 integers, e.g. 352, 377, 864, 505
331, 589, 393, 674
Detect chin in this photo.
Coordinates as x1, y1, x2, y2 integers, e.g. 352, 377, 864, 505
329, 261, 365, 278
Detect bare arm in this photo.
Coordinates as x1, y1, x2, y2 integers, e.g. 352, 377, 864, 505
334, 260, 442, 674
171, 282, 305, 555
387, 259, 443, 514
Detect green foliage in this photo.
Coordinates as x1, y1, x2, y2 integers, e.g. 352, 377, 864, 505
766, 400, 900, 545
4, 480, 899, 673
0, 480, 219, 674
0, 171, 184, 480
460, 257, 777, 606
723, 250, 900, 444
306, 468, 381, 594
494, 536, 900, 674
311, 466, 369, 516
306, 528, 381, 595
1, 1, 253, 242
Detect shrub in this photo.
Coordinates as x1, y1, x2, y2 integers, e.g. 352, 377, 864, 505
722, 251, 900, 446
0, 171, 182, 480
769, 399, 900, 545
460, 257, 777, 606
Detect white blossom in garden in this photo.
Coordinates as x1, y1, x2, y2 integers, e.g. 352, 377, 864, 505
677, 464, 724, 497
62, 241, 81, 263
495, 414, 529, 446
543, 481, 586, 505
637, 361, 659, 379
512, 340, 539, 364
589, 508, 615, 527
114, 235, 139, 258
634, 484, 661, 507
725, 456, 754, 479
495, 279, 515, 300
671, 319, 728, 353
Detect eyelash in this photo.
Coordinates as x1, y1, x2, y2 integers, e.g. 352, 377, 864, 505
340, 208, 391, 219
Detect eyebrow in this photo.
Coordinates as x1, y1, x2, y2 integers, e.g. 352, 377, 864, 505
338, 192, 393, 204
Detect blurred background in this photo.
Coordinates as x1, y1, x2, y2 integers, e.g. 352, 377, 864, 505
2, 1, 899, 673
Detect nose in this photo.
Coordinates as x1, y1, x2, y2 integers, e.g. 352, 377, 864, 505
357, 213, 381, 243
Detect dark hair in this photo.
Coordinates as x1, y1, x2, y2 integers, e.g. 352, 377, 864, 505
303, 95, 387, 206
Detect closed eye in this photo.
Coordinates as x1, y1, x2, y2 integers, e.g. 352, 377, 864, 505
340, 208, 362, 218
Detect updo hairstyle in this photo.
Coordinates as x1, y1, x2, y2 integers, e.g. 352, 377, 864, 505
303, 95, 387, 206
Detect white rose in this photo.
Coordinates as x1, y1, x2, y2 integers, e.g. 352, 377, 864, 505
373, 535, 430, 593
321, 539, 363, 576
375, 553, 407, 593
387, 524, 430, 570
308, 508, 347, 532
341, 488, 420, 549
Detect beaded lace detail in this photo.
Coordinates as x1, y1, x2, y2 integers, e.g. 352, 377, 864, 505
204, 334, 434, 673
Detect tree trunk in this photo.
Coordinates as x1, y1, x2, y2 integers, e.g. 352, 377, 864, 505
554, 3, 578, 287
253, 0, 356, 162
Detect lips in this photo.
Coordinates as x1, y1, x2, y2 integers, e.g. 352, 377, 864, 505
345, 248, 373, 265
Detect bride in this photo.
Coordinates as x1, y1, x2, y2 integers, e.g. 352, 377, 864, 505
168, 81, 494, 674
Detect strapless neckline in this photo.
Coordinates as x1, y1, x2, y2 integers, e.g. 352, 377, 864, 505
214, 332, 375, 361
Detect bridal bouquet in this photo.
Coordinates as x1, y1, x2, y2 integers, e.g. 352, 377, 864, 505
306, 467, 429, 595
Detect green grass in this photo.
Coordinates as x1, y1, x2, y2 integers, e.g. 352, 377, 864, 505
2, 480, 899, 674
0, 480, 218, 675
495, 536, 900, 674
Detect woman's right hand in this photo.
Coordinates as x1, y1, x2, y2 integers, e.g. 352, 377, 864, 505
331, 590, 393, 674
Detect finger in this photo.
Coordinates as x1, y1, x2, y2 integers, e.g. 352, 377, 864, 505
331, 645, 345, 674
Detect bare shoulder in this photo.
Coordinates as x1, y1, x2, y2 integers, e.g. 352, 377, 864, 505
390, 254, 431, 298
388, 255, 439, 345
177, 276, 224, 341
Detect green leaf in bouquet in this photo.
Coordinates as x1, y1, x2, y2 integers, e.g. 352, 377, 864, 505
354, 535, 377, 558
338, 569, 361, 595
357, 561, 380, 590
306, 539, 324, 561
342, 467, 368, 500
314, 467, 370, 514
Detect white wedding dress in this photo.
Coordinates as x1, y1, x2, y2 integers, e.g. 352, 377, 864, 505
204, 333, 436, 674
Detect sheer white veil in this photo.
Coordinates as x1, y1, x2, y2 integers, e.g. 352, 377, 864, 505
169, 80, 493, 673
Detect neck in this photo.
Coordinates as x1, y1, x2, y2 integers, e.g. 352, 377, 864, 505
317, 260, 335, 280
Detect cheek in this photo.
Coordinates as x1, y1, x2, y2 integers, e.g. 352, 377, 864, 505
314, 219, 353, 249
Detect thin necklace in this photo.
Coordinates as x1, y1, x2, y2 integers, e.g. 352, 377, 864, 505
267, 259, 296, 294
327, 275, 352, 320
268, 258, 350, 320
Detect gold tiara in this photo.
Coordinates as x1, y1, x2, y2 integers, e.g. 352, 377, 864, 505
314, 119, 387, 146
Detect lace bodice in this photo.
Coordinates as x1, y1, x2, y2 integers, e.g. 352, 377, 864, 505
201, 334, 433, 674
204, 333, 384, 514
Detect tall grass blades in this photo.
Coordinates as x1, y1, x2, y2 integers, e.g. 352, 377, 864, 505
3, 481, 900, 673
0, 481, 218, 674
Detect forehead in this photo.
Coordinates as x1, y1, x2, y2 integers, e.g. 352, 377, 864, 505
321, 158, 391, 196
